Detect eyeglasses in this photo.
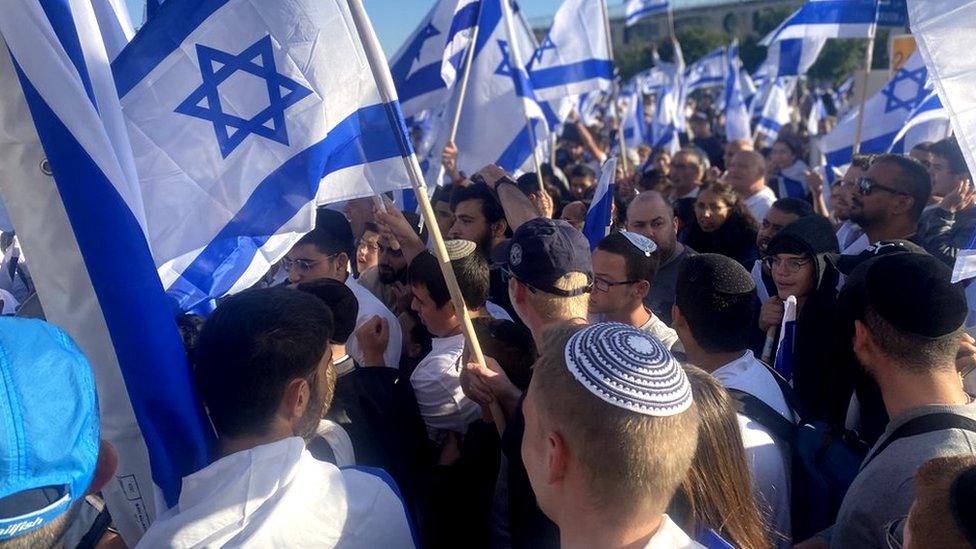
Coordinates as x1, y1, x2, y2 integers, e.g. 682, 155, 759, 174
282, 254, 336, 273
763, 256, 812, 274
857, 177, 910, 197
593, 276, 639, 293
884, 517, 905, 549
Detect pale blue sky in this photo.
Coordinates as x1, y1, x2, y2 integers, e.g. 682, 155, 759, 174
123, 0, 567, 57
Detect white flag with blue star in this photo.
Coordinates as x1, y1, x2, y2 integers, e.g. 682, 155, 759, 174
527, 0, 613, 102
683, 46, 726, 94
113, 0, 415, 312
822, 51, 930, 169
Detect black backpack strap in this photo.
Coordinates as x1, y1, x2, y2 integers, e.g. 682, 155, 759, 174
728, 388, 797, 445
756, 356, 808, 421
861, 412, 976, 471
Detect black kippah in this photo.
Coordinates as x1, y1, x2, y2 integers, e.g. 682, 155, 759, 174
865, 254, 967, 338
680, 253, 756, 295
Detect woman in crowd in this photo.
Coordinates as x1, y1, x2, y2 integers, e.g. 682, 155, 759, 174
758, 215, 848, 424
768, 135, 812, 200
685, 180, 760, 268
671, 366, 772, 549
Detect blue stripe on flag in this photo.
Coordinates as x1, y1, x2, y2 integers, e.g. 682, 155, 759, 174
530, 59, 614, 90
583, 183, 615, 250
787, 1, 877, 25
773, 319, 796, 380
495, 120, 540, 174
825, 129, 900, 167
40, 0, 98, 108
626, 4, 669, 25
396, 63, 448, 104
112, 0, 233, 97
445, 1, 480, 43
168, 102, 410, 310
781, 176, 806, 199
777, 39, 803, 76
13, 62, 212, 506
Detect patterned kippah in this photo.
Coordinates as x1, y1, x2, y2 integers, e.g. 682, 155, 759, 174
564, 322, 693, 416
620, 231, 657, 257
445, 239, 477, 260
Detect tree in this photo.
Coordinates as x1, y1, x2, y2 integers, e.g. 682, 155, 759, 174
615, 41, 658, 80
673, 25, 729, 61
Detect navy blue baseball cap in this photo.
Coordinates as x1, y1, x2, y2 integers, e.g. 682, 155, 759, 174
506, 217, 592, 296
0, 318, 99, 541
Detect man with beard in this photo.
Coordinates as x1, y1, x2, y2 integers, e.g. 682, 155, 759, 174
846, 154, 930, 250
625, 191, 695, 325
139, 288, 414, 547
449, 182, 514, 317
751, 198, 814, 303
833, 155, 873, 253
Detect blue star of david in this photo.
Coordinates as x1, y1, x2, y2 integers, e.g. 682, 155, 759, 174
175, 35, 312, 158
880, 66, 928, 114
531, 36, 557, 66
494, 40, 514, 78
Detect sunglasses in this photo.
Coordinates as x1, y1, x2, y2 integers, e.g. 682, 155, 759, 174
857, 177, 910, 197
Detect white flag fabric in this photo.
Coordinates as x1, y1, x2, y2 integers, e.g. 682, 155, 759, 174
888, 90, 950, 154
762, 1, 879, 43
909, 0, 976, 283
389, 0, 479, 120
762, 37, 827, 79
113, 0, 416, 313
807, 95, 826, 135
621, 89, 648, 149
822, 51, 931, 169
724, 41, 752, 141
528, 0, 613, 102
91, 0, 135, 60
583, 158, 618, 249
756, 78, 792, 144
451, 0, 549, 175
625, 0, 669, 27
0, 1, 211, 544
683, 46, 726, 94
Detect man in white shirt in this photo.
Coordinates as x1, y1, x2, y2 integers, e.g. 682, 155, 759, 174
406, 248, 484, 440
589, 231, 681, 352
284, 209, 402, 369
521, 322, 701, 548
139, 288, 414, 548
672, 253, 794, 547
727, 150, 777, 223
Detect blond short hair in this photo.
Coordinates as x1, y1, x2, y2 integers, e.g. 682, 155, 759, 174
530, 323, 700, 525
524, 272, 589, 321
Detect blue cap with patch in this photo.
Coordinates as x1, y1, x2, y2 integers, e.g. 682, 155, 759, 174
506, 217, 592, 296
0, 318, 99, 541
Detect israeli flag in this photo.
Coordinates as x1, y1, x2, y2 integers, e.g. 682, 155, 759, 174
683, 46, 727, 94
773, 295, 798, 381
92, 0, 135, 60
888, 90, 950, 153
527, 0, 613, 102
621, 89, 648, 149
756, 78, 792, 144
821, 51, 929, 168
0, 0, 210, 544
450, 0, 549, 175
724, 41, 752, 142
807, 95, 826, 135
762, 37, 827, 79
583, 158, 618, 250
389, 0, 479, 120
651, 83, 682, 155
763, 1, 890, 43
909, 0, 976, 284
626, 0, 669, 27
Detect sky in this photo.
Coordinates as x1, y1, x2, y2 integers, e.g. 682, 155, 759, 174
123, 0, 566, 57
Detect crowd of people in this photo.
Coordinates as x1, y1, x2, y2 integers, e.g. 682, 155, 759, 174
5, 99, 976, 549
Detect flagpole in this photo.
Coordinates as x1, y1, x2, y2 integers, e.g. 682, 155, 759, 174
347, 0, 506, 435
500, 0, 546, 194
667, 5, 676, 41
852, 11, 878, 155
599, 0, 629, 176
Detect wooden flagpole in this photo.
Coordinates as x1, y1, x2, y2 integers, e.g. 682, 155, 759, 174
852, 8, 879, 155
348, 0, 506, 435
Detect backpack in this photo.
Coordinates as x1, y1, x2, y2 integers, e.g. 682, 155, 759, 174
732, 375, 976, 541
728, 367, 868, 541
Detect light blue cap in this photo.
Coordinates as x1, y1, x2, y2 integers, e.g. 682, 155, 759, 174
0, 318, 99, 541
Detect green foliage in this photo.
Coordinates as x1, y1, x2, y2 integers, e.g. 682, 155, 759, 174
807, 39, 865, 84
673, 25, 729, 61
615, 41, 659, 80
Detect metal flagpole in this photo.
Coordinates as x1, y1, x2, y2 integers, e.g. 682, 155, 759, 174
500, 0, 546, 194
599, 0, 628, 176
347, 0, 506, 435
852, 6, 879, 155
667, 4, 677, 42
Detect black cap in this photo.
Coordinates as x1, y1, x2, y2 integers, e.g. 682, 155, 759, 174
507, 218, 592, 296
827, 239, 928, 276
677, 253, 756, 296
843, 253, 966, 338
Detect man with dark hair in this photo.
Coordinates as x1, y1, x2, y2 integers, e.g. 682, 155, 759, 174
804, 254, 976, 548
917, 136, 976, 266
752, 198, 815, 302
848, 154, 930, 247
298, 279, 428, 520
406, 245, 484, 441
672, 254, 793, 544
449, 182, 508, 258
668, 147, 709, 203
626, 190, 696, 325
0, 319, 119, 549
568, 164, 596, 200
589, 231, 680, 350
909, 141, 933, 169
284, 209, 402, 369
835, 155, 874, 253
690, 111, 725, 170
358, 210, 428, 315
141, 288, 413, 547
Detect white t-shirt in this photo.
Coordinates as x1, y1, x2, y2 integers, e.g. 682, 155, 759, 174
712, 351, 794, 548
642, 514, 703, 548
345, 277, 402, 369
137, 437, 414, 548
410, 334, 482, 441
745, 186, 777, 224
